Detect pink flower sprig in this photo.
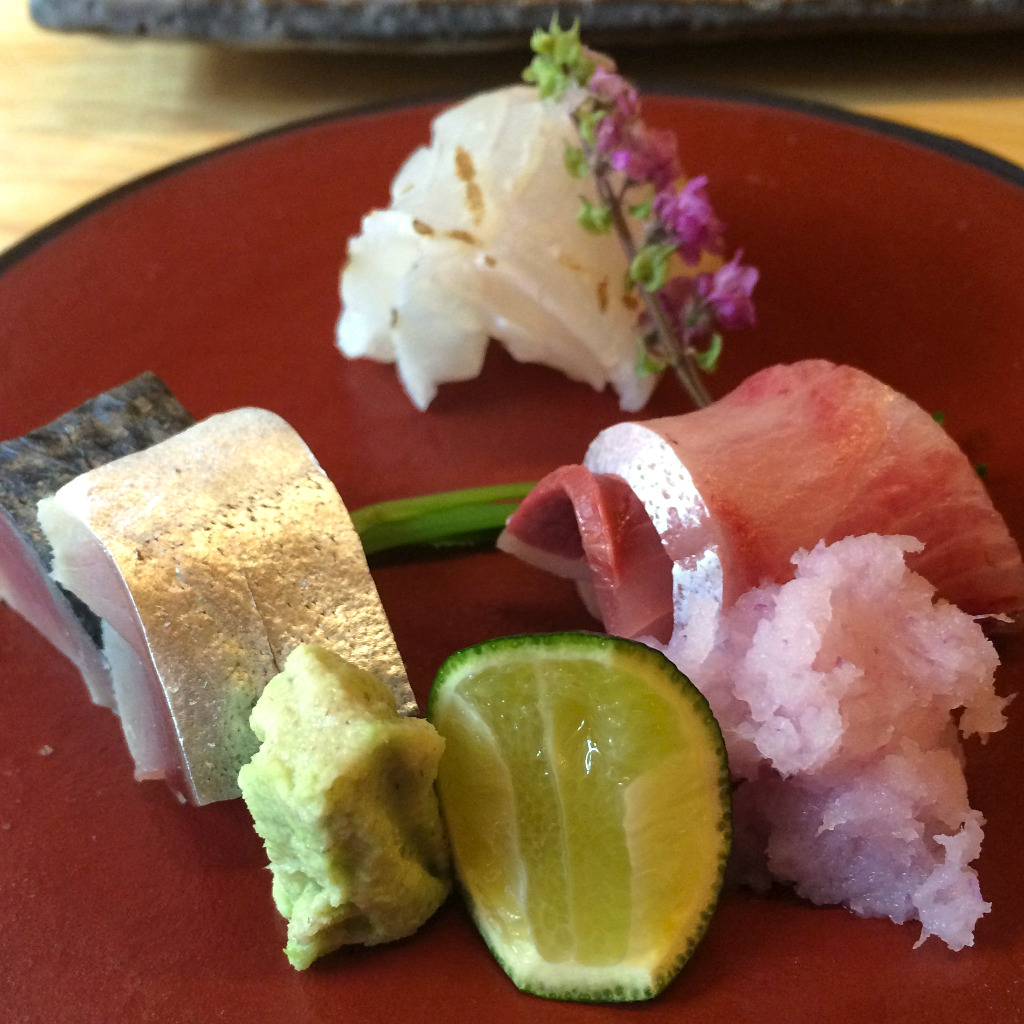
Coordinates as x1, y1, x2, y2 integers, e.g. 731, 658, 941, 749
523, 18, 758, 409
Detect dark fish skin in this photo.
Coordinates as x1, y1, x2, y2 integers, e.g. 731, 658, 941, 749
0, 372, 194, 642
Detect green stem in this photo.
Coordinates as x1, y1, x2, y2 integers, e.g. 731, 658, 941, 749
593, 171, 711, 409
351, 482, 535, 556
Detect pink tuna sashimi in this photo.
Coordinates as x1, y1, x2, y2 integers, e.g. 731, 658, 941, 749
502, 360, 1024, 631
495, 465, 673, 641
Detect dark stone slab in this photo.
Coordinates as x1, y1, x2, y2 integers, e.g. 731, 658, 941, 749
28, 0, 1024, 49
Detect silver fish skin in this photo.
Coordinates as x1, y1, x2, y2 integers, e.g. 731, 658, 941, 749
38, 408, 412, 806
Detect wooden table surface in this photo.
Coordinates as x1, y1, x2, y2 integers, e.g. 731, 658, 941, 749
2, 1, 1024, 256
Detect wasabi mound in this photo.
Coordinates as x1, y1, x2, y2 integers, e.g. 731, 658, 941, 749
238, 645, 450, 969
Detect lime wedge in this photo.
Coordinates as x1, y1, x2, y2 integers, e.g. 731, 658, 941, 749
427, 632, 731, 1002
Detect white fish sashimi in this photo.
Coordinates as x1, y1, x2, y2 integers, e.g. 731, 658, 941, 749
38, 408, 412, 806
338, 85, 656, 412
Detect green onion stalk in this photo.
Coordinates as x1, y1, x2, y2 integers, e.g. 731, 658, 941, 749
351, 482, 534, 558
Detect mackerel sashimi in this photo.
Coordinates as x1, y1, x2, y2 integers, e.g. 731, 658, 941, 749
0, 373, 195, 708
501, 359, 1024, 631
37, 408, 413, 806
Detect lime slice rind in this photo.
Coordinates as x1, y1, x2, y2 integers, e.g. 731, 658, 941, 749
428, 632, 731, 1003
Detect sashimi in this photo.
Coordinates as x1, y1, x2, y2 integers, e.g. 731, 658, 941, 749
495, 465, 673, 642
37, 408, 413, 806
502, 360, 1024, 630
498, 361, 1020, 948
0, 373, 194, 707
337, 85, 658, 413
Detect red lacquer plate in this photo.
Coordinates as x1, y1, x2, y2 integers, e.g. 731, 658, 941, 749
2, 91, 1023, 1024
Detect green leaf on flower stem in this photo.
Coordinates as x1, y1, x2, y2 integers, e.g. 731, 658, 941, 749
576, 107, 606, 146
629, 199, 654, 220
630, 243, 676, 292
524, 17, 594, 98
578, 199, 612, 233
636, 340, 667, 378
551, 21, 582, 65
564, 145, 590, 178
692, 333, 723, 373
529, 21, 556, 55
523, 56, 570, 100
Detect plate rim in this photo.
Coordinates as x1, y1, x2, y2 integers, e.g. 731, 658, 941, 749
3, 75, 1024, 1024
3, 83, 1023, 277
